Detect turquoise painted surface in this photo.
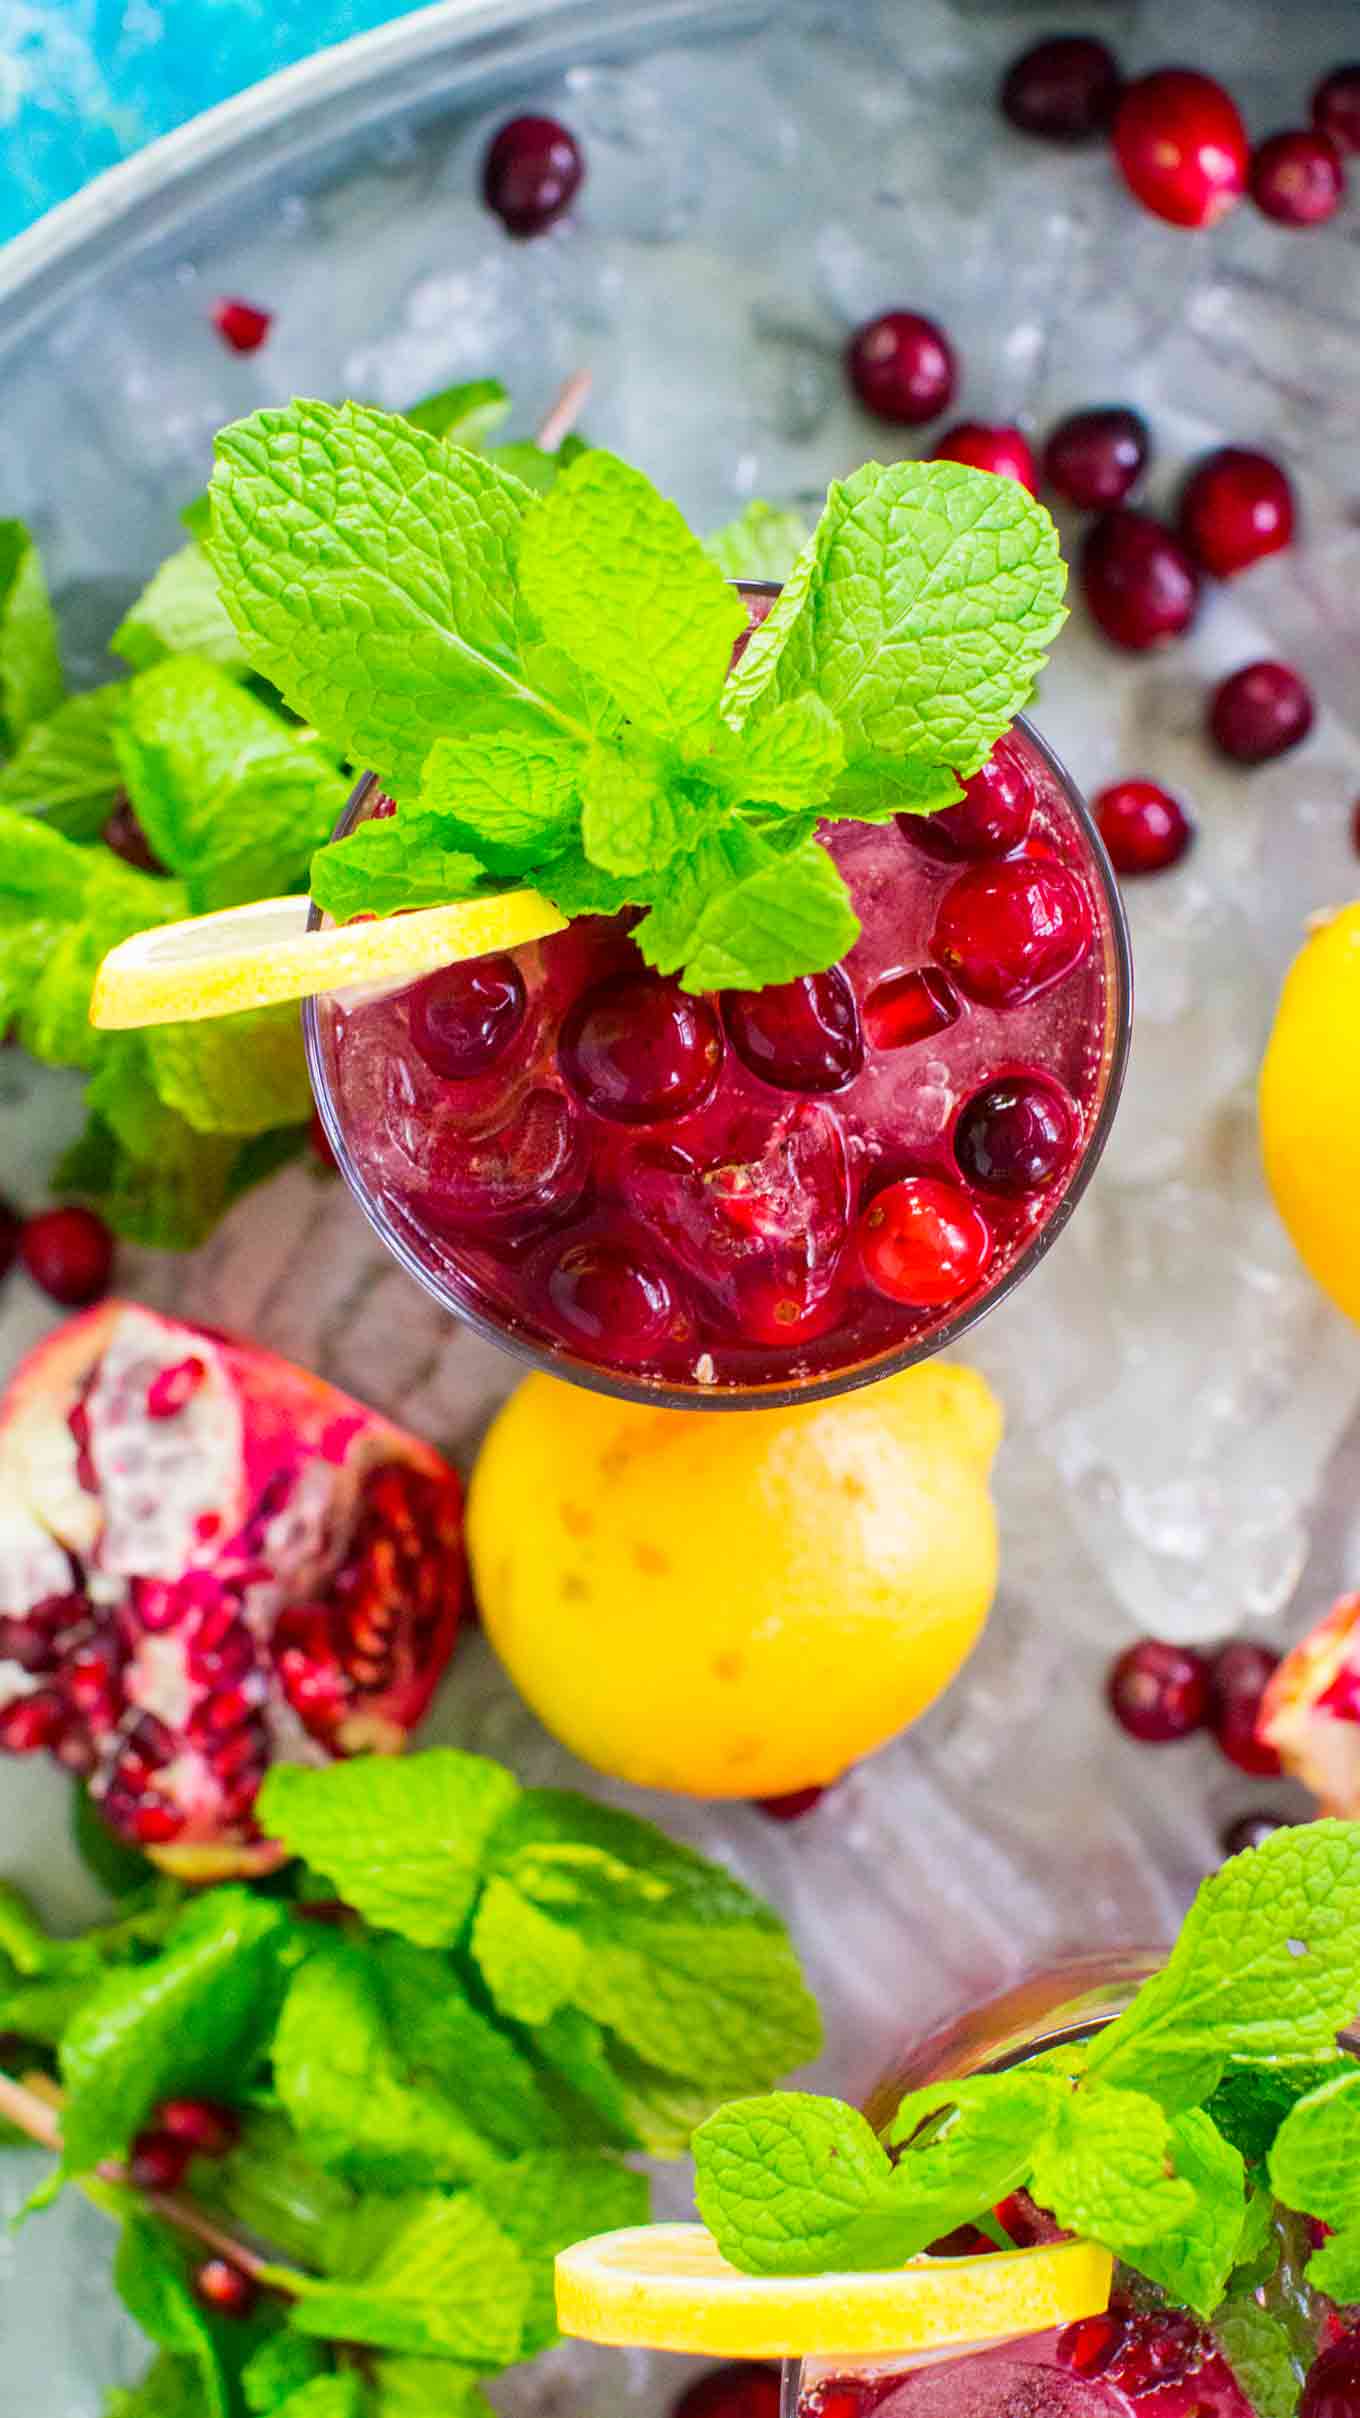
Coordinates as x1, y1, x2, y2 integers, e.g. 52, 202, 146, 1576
1, 2, 431, 242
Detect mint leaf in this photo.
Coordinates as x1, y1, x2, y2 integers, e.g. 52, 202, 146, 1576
706, 500, 810, 584
416, 730, 583, 872
73, 1787, 155, 1899
373, 1937, 568, 2154
1206, 2058, 1347, 2168
828, 758, 963, 822
535, 843, 640, 919
476, 2147, 649, 2355
694, 2092, 906, 2276
636, 822, 858, 994
272, 2381, 364, 2418
371, 2359, 494, 2418
404, 377, 510, 446
581, 736, 708, 877
145, 1004, 311, 1137
1211, 2296, 1306, 2418
470, 1873, 586, 2027
0, 518, 63, 748
490, 431, 590, 496
518, 450, 745, 739
526, 2003, 641, 2150
1123, 2108, 1247, 2319
1269, 2066, 1360, 2299
1029, 2082, 1195, 2250
714, 695, 844, 813
106, 2352, 205, 2418
309, 815, 493, 921
0, 1880, 54, 1974
0, 686, 123, 839
66, 1081, 239, 1252
113, 543, 250, 676
884, 2072, 1061, 2240
115, 2217, 233, 2418
195, 2112, 356, 2270
284, 2191, 529, 2366
243, 2334, 331, 2414
257, 1753, 521, 1949
1089, 1822, 1360, 2110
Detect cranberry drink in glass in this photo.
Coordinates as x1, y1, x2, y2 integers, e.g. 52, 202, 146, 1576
305, 584, 1129, 1405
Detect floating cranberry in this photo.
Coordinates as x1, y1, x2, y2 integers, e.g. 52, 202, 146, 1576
1301, 2335, 1360, 2418
1177, 446, 1295, 578
158, 2098, 240, 2158
128, 2127, 194, 2192
0, 1197, 19, 1281
547, 1242, 678, 1362
845, 311, 957, 427
954, 1076, 1077, 1196
1251, 129, 1345, 227
858, 1177, 993, 1310
1112, 70, 1249, 229
482, 114, 584, 237
20, 1208, 113, 1307
102, 797, 166, 875
1107, 1639, 1211, 1743
1081, 510, 1200, 651
723, 969, 863, 1094
409, 954, 527, 1079
211, 298, 271, 355
191, 2258, 258, 2318
1209, 1641, 1283, 1775
1220, 1811, 1287, 1857
930, 423, 1037, 491
1209, 661, 1314, 764
863, 968, 960, 1052
999, 36, 1121, 142
673, 2366, 782, 2418
755, 1786, 828, 1824
308, 1108, 338, 1171
1094, 780, 1193, 876
1043, 406, 1149, 511
561, 973, 722, 1124
914, 738, 1035, 860
1314, 66, 1360, 155
933, 861, 1092, 1007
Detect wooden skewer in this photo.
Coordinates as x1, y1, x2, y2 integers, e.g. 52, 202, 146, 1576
535, 367, 592, 453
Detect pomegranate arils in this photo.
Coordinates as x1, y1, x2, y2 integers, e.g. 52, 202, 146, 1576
1209, 1640, 1283, 1775
1113, 69, 1249, 230
1251, 129, 1345, 227
561, 972, 723, 1124
1178, 446, 1295, 579
723, 968, 863, 1093
1107, 1638, 1210, 1742
1315, 66, 1360, 155
999, 36, 1121, 143
0, 1594, 82, 1672
20, 1207, 113, 1307
128, 2127, 193, 2192
1095, 779, 1193, 877
159, 2097, 240, 2157
858, 1176, 993, 1310
1210, 660, 1314, 764
756, 1785, 828, 1822
0, 1691, 67, 1752
863, 967, 959, 1052
1043, 406, 1149, 511
930, 423, 1037, 491
1081, 510, 1200, 651
845, 311, 956, 427
192, 2257, 258, 2318
547, 1243, 678, 1362
672, 2365, 782, 2418
482, 113, 584, 237
409, 954, 527, 1080
211, 297, 271, 354
933, 861, 1092, 1008
954, 1076, 1077, 1196
145, 1357, 206, 1421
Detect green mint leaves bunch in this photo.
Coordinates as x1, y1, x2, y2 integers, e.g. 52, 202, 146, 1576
693, 1822, 1360, 2382
206, 400, 1067, 995
0, 1745, 820, 2418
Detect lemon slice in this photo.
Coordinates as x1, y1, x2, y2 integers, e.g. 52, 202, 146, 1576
90, 891, 567, 1030
554, 2224, 1113, 2358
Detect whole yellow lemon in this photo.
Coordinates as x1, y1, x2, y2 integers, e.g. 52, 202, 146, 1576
467, 1362, 1001, 1798
1261, 904, 1360, 1325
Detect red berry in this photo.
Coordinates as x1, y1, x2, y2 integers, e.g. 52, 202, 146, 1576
845, 311, 956, 427
672, 2366, 782, 2418
1314, 66, 1360, 156
0, 1197, 19, 1281
1209, 660, 1314, 764
863, 968, 959, 1052
560, 974, 723, 1124
933, 860, 1093, 1007
0, 1692, 67, 1753
211, 297, 271, 354
1301, 2334, 1360, 2418
1094, 780, 1193, 876
1250, 130, 1345, 228
482, 114, 583, 237
410, 955, 528, 1079
128, 2127, 194, 2192
1177, 446, 1295, 578
1209, 1641, 1283, 1775
158, 2097, 240, 2158
20, 1207, 114, 1307
756, 1786, 828, 1823
1043, 407, 1149, 510
191, 2257, 258, 2318
724, 969, 863, 1094
1107, 1639, 1211, 1743
954, 1075, 1077, 1195
308, 1107, 338, 1171
546, 1243, 678, 1364
930, 423, 1037, 491
999, 36, 1121, 143
1113, 70, 1249, 229
910, 735, 1035, 861
1081, 510, 1200, 651
858, 1176, 993, 1310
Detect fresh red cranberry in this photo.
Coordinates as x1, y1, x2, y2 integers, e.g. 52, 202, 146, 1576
128, 2128, 194, 2192
845, 312, 957, 427
999, 36, 1121, 142
756, 1786, 828, 1823
1178, 446, 1295, 578
409, 954, 527, 1079
954, 1075, 1077, 1196
482, 114, 583, 237
102, 796, 166, 875
858, 1177, 993, 1310
863, 968, 960, 1051
1113, 70, 1249, 229
910, 736, 1034, 861
560, 973, 722, 1124
1043, 406, 1149, 511
1301, 2332, 1360, 2418
308, 1108, 338, 1170
157, 2098, 240, 2158
930, 423, 1037, 491
1081, 510, 1200, 651
547, 1242, 678, 1361
0, 1197, 19, 1281
1251, 129, 1345, 227
211, 297, 271, 354
933, 861, 1092, 1007
672, 2365, 781, 2418
1209, 1640, 1283, 1775
1314, 66, 1360, 155
20, 1208, 114, 1307
1095, 779, 1193, 876
1209, 660, 1314, 764
1107, 1638, 1211, 1742
1220, 1811, 1287, 1857
191, 2257, 258, 2318
723, 969, 862, 1094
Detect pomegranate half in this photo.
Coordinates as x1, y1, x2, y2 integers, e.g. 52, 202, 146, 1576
0, 1303, 466, 1878
1260, 1593, 1360, 1815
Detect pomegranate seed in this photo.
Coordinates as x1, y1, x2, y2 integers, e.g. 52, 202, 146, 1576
128, 2128, 193, 2191
1301, 2332, 1360, 2418
1314, 66, 1360, 155
1208, 1640, 1283, 1775
1094, 780, 1193, 877
0, 1196, 20, 1281
858, 1176, 993, 1310
1060, 2313, 1124, 2378
158, 2098, 240, 2158
276, 1606, 352, 1738
561, 974, 723, 1124
845, 311, 956, 427
145, 1357, 206, 1421
0, 1595, 82, 1672
1177, 446, 1295, 579
212, 297, 271, 354
1113, 70, 1249, 229
0, 1691, 67, 1752
999, 36, 1121, 142
1081, 510, 1200, 651
1209, 660, 1314, 764
723, 969, 863, 1094
930, 423, 1037, 491
187, 1619, 256, 1688
1251, 129, 1345, 227
122, 1711, 177, 1769
673, 2367, 781, 2418
954, 1075, 1077, 1195
129, 1577, 182, 1632
102, 797, 166, 875
933, 860, 1092, 1007
756, 1786, 827, 1823
482, 114, 584, 237
863, 967, 959, 1052
20, 1207, 114, 1307
1107, 1639, 1210, 1743
1043, 407, 1148, 511
191, 2257, 258, 2318
64, 1636, 124, 1724
1220, 1811, 1287, 1857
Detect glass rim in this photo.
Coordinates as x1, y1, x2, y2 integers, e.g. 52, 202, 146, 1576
303, 712, 1133, 1412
